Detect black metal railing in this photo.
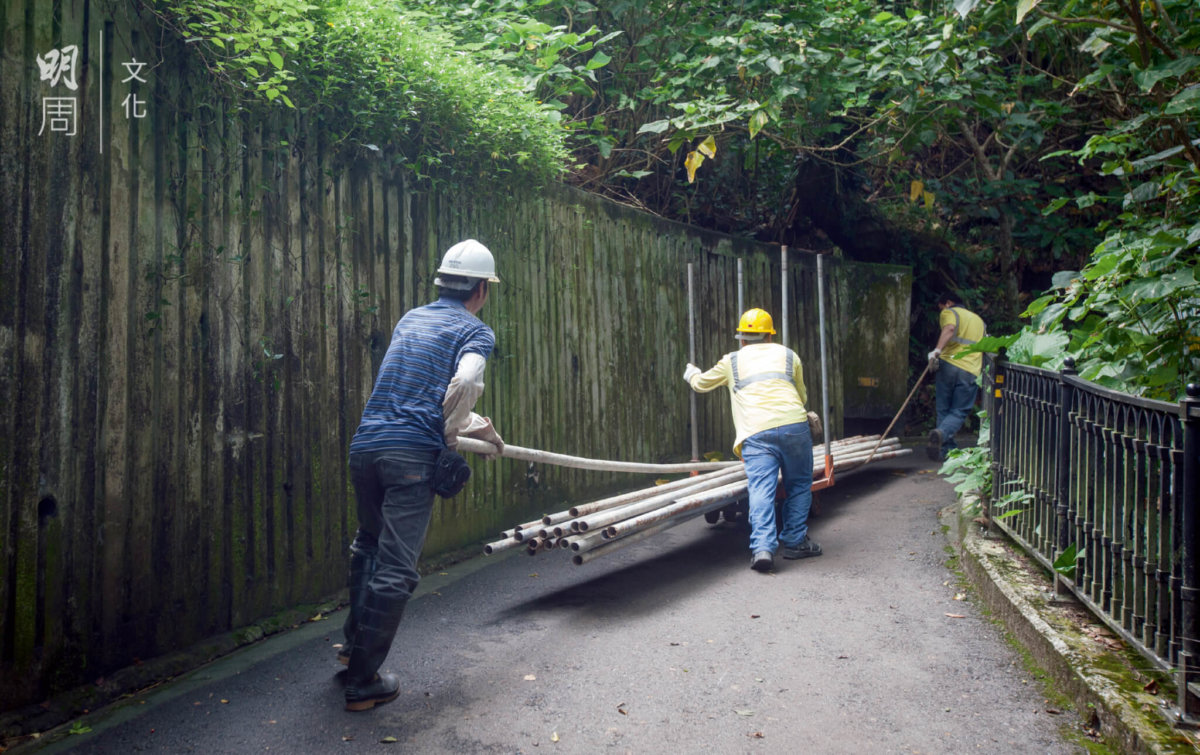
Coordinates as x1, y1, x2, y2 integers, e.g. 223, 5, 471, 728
982, 351, 1200, 722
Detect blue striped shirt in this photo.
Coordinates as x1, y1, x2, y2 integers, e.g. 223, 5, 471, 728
350, 298, 495, 453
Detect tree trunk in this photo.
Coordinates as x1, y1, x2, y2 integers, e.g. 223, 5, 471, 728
786, 157, 968, 297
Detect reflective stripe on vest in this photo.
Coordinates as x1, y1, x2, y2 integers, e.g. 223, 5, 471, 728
948, 307, 978, 346
730, 350, 794, 393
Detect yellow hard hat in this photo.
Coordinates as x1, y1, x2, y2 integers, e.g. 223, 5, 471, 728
736, 308, 776, 336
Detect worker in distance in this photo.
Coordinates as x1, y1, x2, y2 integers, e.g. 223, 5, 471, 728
340, 239, 505, 711
926, 291, 986, 462
683, 308, 821, 573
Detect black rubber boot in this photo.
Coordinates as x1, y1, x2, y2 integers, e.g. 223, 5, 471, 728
339, 546, 377, 666
344, 671, 400, 712
344, 591, 406, 712
927, 429, 945, 461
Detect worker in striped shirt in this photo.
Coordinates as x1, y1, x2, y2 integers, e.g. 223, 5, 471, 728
927, 293, 986, 461
684, 308, 821, 573
341, 239, 505, 711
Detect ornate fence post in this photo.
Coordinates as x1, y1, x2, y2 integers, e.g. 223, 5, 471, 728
1179, 383, 1200, 722
985, 348, 1008, 528
1054, 358, 1077, 598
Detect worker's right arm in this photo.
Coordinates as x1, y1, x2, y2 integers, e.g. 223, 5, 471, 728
686, 357, 730, 393
443, 352, 487, 448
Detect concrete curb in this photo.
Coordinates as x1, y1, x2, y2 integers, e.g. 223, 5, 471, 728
947, 503, 1199, 754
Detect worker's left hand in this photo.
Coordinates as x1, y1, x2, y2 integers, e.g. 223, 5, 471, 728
464, 417, 505, 460
683, 363, 701, 384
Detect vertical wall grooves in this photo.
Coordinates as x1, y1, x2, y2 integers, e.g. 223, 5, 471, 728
0, 0, 910, 710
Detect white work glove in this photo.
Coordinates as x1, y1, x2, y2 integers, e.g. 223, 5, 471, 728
683, 363, 701, 384
927, 348, 942, 371
462, 415, 505, 460
807, 411, 823, 440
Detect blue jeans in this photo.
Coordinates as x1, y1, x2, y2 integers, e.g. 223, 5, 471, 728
741, 422, 814, 554
349, 449, 437, 603
935, 361, 979, 455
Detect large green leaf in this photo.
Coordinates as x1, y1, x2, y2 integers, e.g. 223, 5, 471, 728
1132, 56, 1200, 94
1165, 85, 1200, 115
1015, 0, 1041, 24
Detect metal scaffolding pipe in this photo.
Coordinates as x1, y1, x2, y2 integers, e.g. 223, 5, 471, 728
500, 516, 548, 540
604, 480, 750, 539
832, 440, 902, 457
565, 436, 872, 521
456, 437, 739, 474
816, 253, 831, 461
463, 434, 887, 480
540, 510, 575, 527
835, 447, 913, 470
525, 537, 556, 555
573, 515, 694, 565
833, 446, 908, 465
568, 466, 742, 518
825, 439, 900, 457
577, 498, 739, 555
483, 536, 524, 555
688, 262, 699, 463
737, 258, 744, 318
781, 245, 789, 347
574, 468, 747, 533
565, 529, 609, 553
576, 445, 909, 546
489, 432, 911, 560
575, 488, 682, 532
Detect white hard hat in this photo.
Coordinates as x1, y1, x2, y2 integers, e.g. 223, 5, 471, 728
435, 239, 500, 289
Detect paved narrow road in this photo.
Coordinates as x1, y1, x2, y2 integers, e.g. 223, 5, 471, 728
47, 453, 1082, 754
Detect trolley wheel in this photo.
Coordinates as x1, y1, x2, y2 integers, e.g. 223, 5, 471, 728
704, 510, 721, 524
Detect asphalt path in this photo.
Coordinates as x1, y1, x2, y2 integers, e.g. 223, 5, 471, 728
45, 452, 1083, 754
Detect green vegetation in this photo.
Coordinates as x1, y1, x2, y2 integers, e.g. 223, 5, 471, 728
148, 0, 1196, 395
960, 0, 1200, 400
146, 0, 315, 107
147, 0, 575, 184
438, 0, 1197, 397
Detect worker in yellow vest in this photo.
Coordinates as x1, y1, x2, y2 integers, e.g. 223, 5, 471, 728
684, 308, 820, 573
927, 293, 986, 461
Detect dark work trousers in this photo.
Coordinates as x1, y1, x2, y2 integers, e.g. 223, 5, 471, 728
348, 448, 438, 609
934, 361, 979, 456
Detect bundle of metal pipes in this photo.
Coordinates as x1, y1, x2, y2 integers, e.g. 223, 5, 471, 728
476, 435, 909, 565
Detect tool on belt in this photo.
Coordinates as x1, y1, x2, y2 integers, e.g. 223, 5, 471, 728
432, 449, 472, 498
